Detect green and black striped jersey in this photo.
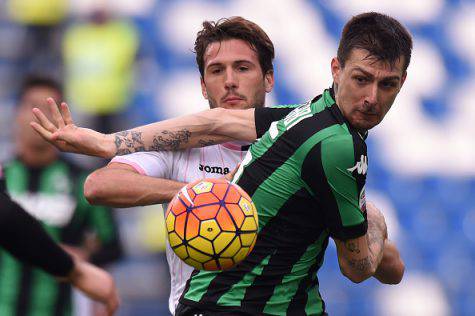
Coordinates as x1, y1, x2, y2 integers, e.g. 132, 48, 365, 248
180, 88, 368, 315
0, 158, 122, 316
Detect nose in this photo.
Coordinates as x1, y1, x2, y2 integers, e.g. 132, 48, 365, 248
365, 83, 378, 106
224, 68, 238, 89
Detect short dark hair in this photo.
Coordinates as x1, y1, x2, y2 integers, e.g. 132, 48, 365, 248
19, 75, 63, 100
194, 16, 275, 77
337, 12, 413, 72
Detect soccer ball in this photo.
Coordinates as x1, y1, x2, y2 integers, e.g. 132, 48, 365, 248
165, 178, 258, 271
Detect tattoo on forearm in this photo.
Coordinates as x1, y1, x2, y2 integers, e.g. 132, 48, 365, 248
348, 257, 371, 272
198, 139, 216, 147
149, 129, 191, 151
114, 130, 145, 155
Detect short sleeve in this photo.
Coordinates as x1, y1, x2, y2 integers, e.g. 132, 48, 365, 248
110, 151, 173, 179
254, 107, 295, 138
302, 135, 367, 240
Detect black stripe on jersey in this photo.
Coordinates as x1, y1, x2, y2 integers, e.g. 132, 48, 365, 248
286, 237, 329, 315
301, 143, 366, 241
199, 189, 325, 310
241, 189, 326, 313
16, 266, 33, 316
54, 283, 71, 316
237, 104, 339, 197
254, 107, 295, 138
350, 131, 368, 209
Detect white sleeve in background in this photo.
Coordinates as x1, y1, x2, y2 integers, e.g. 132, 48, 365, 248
110, 151, 173, 179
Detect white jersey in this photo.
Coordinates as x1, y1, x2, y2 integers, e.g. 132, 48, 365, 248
111, 142, 248, 315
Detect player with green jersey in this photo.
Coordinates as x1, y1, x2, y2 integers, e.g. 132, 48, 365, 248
32, 12, 410, 316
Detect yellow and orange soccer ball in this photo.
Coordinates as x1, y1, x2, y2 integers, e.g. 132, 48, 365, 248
165, 178, 258, 271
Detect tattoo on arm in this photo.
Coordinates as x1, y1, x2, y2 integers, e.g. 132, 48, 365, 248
114, 131, 145, 155
198, 139, 216, 147
149, 130, 191, 151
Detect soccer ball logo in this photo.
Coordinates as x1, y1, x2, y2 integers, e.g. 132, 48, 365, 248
165, 178, 258, 270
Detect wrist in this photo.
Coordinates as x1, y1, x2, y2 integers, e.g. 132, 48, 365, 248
102, 134, 117, 159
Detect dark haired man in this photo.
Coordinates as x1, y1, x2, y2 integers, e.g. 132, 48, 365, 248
2, 75, 122, 316
63, 16, 275, 315
33, 12, 408, 315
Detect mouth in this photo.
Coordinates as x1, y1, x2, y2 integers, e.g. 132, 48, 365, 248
223, 96, 244, 103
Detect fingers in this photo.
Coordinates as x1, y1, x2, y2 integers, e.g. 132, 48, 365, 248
47, 97, 65, 129
31, 107, 58, 133
60, 102, 74, 125
30, 122, 55, 141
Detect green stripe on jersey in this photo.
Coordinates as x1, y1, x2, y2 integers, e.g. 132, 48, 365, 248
263, 232, 328, 315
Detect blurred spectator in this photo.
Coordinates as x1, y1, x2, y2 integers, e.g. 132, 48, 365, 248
62, 5, 138, 133
7, 0, 67, 75
1, 75, 122, 315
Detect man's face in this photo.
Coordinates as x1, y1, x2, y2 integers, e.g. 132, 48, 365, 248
331, 48, 407, 131
201, 39, 274, 109
16, 86, 61, 148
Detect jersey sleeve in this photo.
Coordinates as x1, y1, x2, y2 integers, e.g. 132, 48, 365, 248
301, 135, 367, 240
254, 107, 295, 138
0, 164, 5, 194
0, 192, 74, 277
110, 151, 173, 178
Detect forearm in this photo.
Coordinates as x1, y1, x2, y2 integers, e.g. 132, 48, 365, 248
102, 108, 256, 158
373, 239, 405, 284
84, 167, 185, 207
0, 193, 74, 277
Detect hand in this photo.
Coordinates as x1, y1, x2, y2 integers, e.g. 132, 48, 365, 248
30, 98, 114, 158
67, 258, 119, 315
224, 163, 240, 182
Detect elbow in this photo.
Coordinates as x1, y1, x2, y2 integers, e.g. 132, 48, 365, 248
340, 262, 376, 284
389, 259, 405, 284
84, 172, 105, 205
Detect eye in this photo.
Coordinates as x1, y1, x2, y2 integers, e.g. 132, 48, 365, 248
381, 81, 397, 89
211, 68, 222, 74
238, 66, 249, 72
354, 76, 368, 83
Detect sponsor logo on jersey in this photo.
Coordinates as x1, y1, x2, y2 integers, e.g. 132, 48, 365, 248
199, 164, 230, 175
347, 155, 368, 175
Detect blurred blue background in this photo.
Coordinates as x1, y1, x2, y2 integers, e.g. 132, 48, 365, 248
0, 0, 474, 315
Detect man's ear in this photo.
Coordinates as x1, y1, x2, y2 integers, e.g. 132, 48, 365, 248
264, 71, 275, 93
201, 77, 208, 99
331, 57, 342, 85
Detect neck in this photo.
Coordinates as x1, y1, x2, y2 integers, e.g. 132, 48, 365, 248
17, 143, 58, 168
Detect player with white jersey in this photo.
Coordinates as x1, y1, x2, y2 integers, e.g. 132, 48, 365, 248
111, 142, 248, 312
82, 17, 276, 314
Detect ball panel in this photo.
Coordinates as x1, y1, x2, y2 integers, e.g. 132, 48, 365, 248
165, 212, 175, 233
220, 236, 241, 258
211, 183, 229, 200
238, 197, 254, 216
168, 232, 182, 248
173, 244, 188, 260
203, 260, 219, 271
216, 207, 236, 231
185, 213, 200, 240
174, 213, 188, 239
192, 181, 213, 194
187, 247, 213, 263
188, 236, 214, 255
218, 258, 234, 270
199, 219, 221, 240
192, 204, 220, 221
241, 216, 258, 232
224, 185, 241, 204
213, 232, 235, 254
225, 204, 245, 227
240, 232, 257, 247
232, 247, 250, 264
170, 198, 188, 216
184, 257, 203, 270
193, 192, 220, 206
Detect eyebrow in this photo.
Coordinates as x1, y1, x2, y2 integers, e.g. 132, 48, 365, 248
352, 67, 401, 81
206, 59, 255, 69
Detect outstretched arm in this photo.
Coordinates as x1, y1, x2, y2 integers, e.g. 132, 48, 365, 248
30, 99, 257, 159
